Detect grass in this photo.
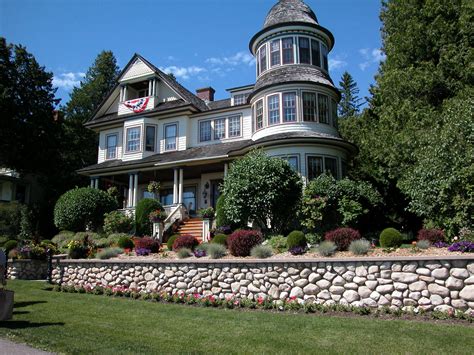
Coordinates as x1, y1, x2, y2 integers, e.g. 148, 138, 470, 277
1, 280, 473, 354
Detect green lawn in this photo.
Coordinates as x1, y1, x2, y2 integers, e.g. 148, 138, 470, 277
1, 281, 473, 354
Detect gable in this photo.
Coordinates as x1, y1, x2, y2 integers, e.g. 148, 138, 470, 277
120, 58, 154, 81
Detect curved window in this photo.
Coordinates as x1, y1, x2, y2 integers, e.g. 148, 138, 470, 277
270, 40, 281, 67
321, 43, 329, 71
302, 92, 317, 122
311, 39, 321, 67
318, 94, 329, 124
268, 95, 280, 125
299, 38, 310, 64
255, 100, 264, 130
259, 45, 267, 74
283, 92, 296, 122
282, 37, 294, 64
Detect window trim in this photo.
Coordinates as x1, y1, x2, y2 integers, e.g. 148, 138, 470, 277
306, 154, 340, 180
273, 153, 300, 173
282, 37, 295, 65
124, 125, 143, 154
105, 133, 118, 160
270, 39, 281, 67
213, 117, 226, 140
282, 91, 297, 123
298, 37, 311, 65
255, 99, 264, 131
163, 122, 178, 152
302, 91, 318, 122
198, 119, 212, 143
145, 124, 157, 152
318, 93, 330, 125
227, 115, 242, 138
267, 94, 280, 126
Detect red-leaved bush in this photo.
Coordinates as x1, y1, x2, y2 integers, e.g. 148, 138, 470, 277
172, 235, 199, 251
417, 228, 445, 244
133, 236, 160, 253
227, 230, 263, 256
325, 228, 361, 251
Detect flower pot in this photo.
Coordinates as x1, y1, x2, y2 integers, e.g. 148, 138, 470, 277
0, 290, 14, 321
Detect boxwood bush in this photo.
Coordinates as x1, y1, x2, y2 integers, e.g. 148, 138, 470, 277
166, 235, 179, 250
211, 234, 228, 246
325, 228, 361, 251
227, 229, 263, 257
379, 228, 403, 248
135, 198, 163, 236
117, 236, 134, 250
287, 231, 307, 249
54, 187, 118, 232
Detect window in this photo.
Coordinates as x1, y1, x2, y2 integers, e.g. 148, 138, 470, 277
299, 37, 310, 64
270, 39, 281, 67
259, 44, 267, 74
283, 92, 296, 122
233, 93, 248, 105
199, 121, 212, 142
106, 134, 117, 159
268, 94, 280, 125
228, 115, 241, 137
138, 88, 149, 98
311, 39, 321, 67
302, 92, 317, 121
318, 94, 329, 124
307, 156, 323, 180
321, 43, 329, 71
282, 156, 299, 172
255, 100, 264, 130
324, 157, 338, 177
331, 99, 338, 128
145, 125, 156, 152
126, 127, 141, 153
282, 37, 294, 64
214, 118, 225, 140
160, 188, 174, 206
164, 124, 177, 151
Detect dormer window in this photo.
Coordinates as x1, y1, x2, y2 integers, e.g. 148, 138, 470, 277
233, 93, 249, 105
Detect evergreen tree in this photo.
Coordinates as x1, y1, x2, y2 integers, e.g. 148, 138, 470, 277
338, 71, 362, 119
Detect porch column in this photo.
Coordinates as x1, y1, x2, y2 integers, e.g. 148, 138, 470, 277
148, 80, 152, 97
173, 168, 178, 204
128, 173, 134, 208
133, 172, 139, 207
224, 163, 229, 177
90, 178, 94, 188
178, 168, 184, 204
94, 178, 99, 189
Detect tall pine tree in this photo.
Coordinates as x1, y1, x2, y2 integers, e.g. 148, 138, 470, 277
338, 71, 362, 119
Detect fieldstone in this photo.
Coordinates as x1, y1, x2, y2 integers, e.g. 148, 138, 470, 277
451, 299, 468, 310
434, 305, 454, 313
342, 271, 355, 281
323, 272, 337, 281
430, 294, 444, 306
365, 280, 378, 290
308, 272, 321, 283
391, 272, 418, 283
464, 276, 474, 285
377, 278, 393, 285
344, 283, 358, 290
211, 287, 222, 294
343, 290, 359, 303
403, 298, 417, 306
176, 282, 187, 289
409, 292, 421, 301
353, 276, 366, 285
409, 281, 427, 292
418, 297, 431, 306
392, 291, 403, 299
391, 263, 402, 272
370, 291, 381, 301
361, 298, 378, 307
394, 282, 408, 291
380, 270, 391, 278
164, 270, 174, 277
288, 267, 299, 275
248, 284, 260, 293
368, 265, 379, 274
421, 290, 430, 297
402, 262, 418, 272
432, 268, 449, 279
329, 286, 345, 295
300, 268, 311, 278
146, 281, 158, 291
419, 276, 435, 283
144, 273, 154, 281
428, 284, 450, 297
358, 286, 372, 298
459, 285, 474, 301
376, 284, 394, 294
290, 287, 304, 298
446, 276, 463, 290
316, 279, 331, 289
317, 290, 331, 300
280, 292, 289, 300
467, 263, 474, 274
295, 279, 309, 288
425, 262, 442, 270
269, 285, 280, 299
355, 265, 368, 277
392, 299, 402, 307
303, 283, 319, 295
378, 295, 390, 306
332, 276, 345, 286
333, 264, 346, 274
104, 273, 113, 282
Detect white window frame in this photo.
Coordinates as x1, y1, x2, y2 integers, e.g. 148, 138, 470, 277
258, 43, 268, 75
105, 133, 118, 160
270, 39, 281, 67
125, 125, 142, 154
145, 124, 156, 152
233, 93, 248, 106
228, 115, 242, 138
214, 118, 226, 140
318, 93, 329, 124
255, 99, 264, 131
267, 94, 280, 126
199, 120, 212, 143
306, 154, 340, 180
164, 123, 178, 151
302, 91, 318, 122
282, 91, 297, 122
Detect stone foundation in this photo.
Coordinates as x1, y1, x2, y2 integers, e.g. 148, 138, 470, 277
52, 256, 474, 313
7, 259, 48, 280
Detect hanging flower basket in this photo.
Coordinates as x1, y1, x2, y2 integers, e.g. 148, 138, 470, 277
149, 209, 167, 223
147, 181, 161, 194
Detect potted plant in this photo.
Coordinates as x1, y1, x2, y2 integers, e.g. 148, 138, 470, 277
198, 207, 215, 220
149, 209, 167, 223
0, 249, 13, 321
147, 181, 161, 195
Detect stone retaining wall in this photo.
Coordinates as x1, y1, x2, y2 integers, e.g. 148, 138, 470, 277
52, 256, 474, 313
7, 259, 48, 280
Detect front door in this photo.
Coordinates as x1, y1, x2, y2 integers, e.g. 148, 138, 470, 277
210, 179, 223, 209
183, 186, 197, 215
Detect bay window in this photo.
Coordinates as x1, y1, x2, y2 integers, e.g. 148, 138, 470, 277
256, 100, 264, 130
268, 94, 280, 125
164, 123, 177, 151
145, 125, 156, 152
282, 37, 294, 64
106, 134, 117, 159
270, 39, 281, 67
283, 92, 296, 122
282, 156, 299, 172
302, 92, 317, 122
125, 126, 141, 153
199, 120, 211, 142
299, 37, 310, 64
318, 94, 329, 124
214, 118, 225, 140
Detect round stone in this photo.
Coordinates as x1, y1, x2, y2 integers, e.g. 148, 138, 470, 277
428, 283, 450, 297
459, 285, 474, 301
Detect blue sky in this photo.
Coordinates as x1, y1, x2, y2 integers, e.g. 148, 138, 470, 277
0, 0, 384, 105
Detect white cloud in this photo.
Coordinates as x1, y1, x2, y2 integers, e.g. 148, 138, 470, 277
160, 65, 206, 80
206, 51, 255, 67
329, 58, 347, 71
358, 47, 386, 71
52, 72, 85, 90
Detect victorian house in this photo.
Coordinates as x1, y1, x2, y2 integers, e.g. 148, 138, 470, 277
79, 0, 355, 237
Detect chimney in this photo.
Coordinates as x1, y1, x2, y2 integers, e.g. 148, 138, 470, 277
196, 87, 215, 102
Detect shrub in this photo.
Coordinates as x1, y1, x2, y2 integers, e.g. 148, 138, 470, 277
172, 235, 199, 251
267, 235, 287, 253
97, 247, 124, 260
176, 248, 192, 259
52, 231, 75, 248
287, 231, 307, 249
0, 235, 9, 247
317, 241, 337, 257
227, 229, 263, 256
94, 238, 110, 248
103, 211, 133, 235
417, 240, 431, 250
133, 236, 160, 253
67, 240, 91, 259
349, 239, 371, 255
215, 195, 233, 228
207, 244, 227, 259
211, 234, 228, 246
194, 247, 207, 258
459, 227, 474, 242
107, 233, 130, 246
135, 198, 163, 236
136, 248, 151, 256
166, 235, 179, 250
305, 233, 322, 246
379, 228, 403, 248
448, 241, 474, 253
117, 236, 134, 250
222, 150, 302, 233
74, 232, 101, 243
198, 207, 215, 219
0, 201, 31, 239
325, 228, 361, 251
3, 240, 18, 253
250, 245, 273, 259
54, 187, 118, 232
417, 228, 445, 244
289, 246, 307, 255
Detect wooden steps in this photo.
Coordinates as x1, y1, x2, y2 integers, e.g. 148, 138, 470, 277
176, 217, 203, 242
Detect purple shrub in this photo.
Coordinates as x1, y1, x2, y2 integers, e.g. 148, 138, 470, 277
289, 246, 306, 255
433, 241, 449, 248
448, 241, 474, 253
194, 249, 206, 258
135, 248, 151, 256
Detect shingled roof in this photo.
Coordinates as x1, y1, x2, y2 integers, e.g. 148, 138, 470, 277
264, 0, 318, 28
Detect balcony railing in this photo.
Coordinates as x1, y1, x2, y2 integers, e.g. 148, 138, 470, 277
118, 96, 156, 116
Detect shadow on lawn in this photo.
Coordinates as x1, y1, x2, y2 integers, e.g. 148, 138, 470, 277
0, 320, 65, 329
12, 311, 30, 315
14, 301, 47, 308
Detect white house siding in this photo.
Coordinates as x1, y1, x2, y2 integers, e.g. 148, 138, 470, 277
156, 83, 179, 103
122, 119, 145, 162
158, 116, 188, 153
120, 58, 154, 81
